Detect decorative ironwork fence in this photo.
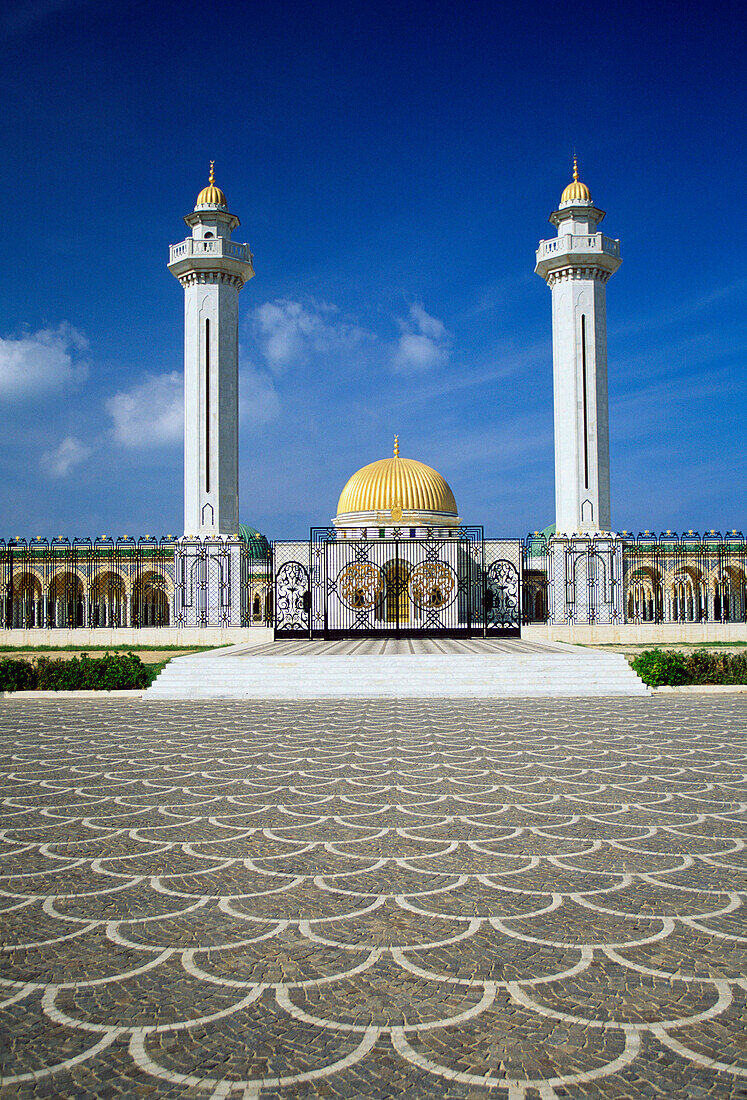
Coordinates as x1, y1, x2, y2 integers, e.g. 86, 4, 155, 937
2, 531, 744, 631
0, 537, 272, 629
520, 533, 624, 625
620, 531, 746, 624
522, 533, 551, 624
273, 540, 311, 638
518, 530, 746, 625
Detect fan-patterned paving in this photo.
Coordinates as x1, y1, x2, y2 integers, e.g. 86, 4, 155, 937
0, 696, 745, 1098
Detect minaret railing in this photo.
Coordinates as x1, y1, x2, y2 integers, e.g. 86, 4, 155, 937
169, 238, 252, 264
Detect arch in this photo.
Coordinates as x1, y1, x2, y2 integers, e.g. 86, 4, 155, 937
48, 571, 84, 627
11, 572, 42, 627
713, 575, 730, 622
132, 571, 170, 626
523, 570, 548, 623
90, 570, 127, 627
626, 566, 663, 623
711, 566, 746, 622
249, 586, 272, 622
670, 569, 706, 622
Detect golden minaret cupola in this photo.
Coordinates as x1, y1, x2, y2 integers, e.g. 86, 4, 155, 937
559, 155, 592, 205
195, 161, 228, 210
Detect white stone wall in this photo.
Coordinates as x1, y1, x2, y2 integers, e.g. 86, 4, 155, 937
593, 277, 611, 531
551, 277, 579, 532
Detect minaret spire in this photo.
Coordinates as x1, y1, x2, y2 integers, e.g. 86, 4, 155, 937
168, 170, 255, 537
535, 167, 621, 533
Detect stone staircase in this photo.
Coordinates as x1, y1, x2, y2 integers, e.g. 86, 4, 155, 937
145, 639, 649, 699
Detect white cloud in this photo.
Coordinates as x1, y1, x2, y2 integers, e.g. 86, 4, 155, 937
393, 303, 451, 372
253, 299, 370, 373
40, 435, 93, 478
0, 323, 89, 400
253, 297, 451, 378
104, 364, 279, 449
105, 371, 183, 448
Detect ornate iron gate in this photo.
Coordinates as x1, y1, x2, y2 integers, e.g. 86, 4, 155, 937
271, 529, 521, 639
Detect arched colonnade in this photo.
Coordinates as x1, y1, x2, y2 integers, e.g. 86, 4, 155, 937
7, 569, 172, 628
626, 565, 746, 623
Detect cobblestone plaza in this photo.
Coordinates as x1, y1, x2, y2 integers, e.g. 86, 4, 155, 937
0, 697, 745, 1098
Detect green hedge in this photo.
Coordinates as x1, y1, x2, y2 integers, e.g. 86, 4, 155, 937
0, 658, 38, 691
682, 649, 747, 685
631, 648, 747, 687
0, 653, 153, 692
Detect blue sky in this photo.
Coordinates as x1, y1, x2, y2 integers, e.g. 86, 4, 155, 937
1, 0, 744, 540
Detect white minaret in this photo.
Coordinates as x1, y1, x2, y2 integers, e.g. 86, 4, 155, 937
168, 164, 254, 537
535, 159, 621, 534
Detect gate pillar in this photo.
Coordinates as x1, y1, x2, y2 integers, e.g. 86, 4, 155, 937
548, 534, 624, 625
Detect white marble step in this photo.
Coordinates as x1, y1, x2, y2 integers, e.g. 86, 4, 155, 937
146, 652, 648, 699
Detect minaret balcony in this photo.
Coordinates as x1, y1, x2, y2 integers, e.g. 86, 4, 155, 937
169, 237, 253, 264
168, 236, 255, 284
535, 232, 621, 280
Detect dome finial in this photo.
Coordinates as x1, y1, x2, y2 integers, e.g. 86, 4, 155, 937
560, 155, 591, 205
393, 434, 399, 458
195, 162, 227, 209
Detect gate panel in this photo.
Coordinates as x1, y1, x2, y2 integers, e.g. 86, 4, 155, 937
273, 540, 311, 638
483, 540, 522, 635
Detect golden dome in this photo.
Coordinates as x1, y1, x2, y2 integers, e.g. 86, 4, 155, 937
336, 438, 458, 518
560, 156, 591, 204
195, 161, 227, 208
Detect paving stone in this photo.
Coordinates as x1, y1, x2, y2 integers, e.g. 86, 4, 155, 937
0, 695, 745, 1097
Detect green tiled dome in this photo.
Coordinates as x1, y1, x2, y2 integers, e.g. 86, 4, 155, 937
239, 524, 270, 559
526, 523, 555, 557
